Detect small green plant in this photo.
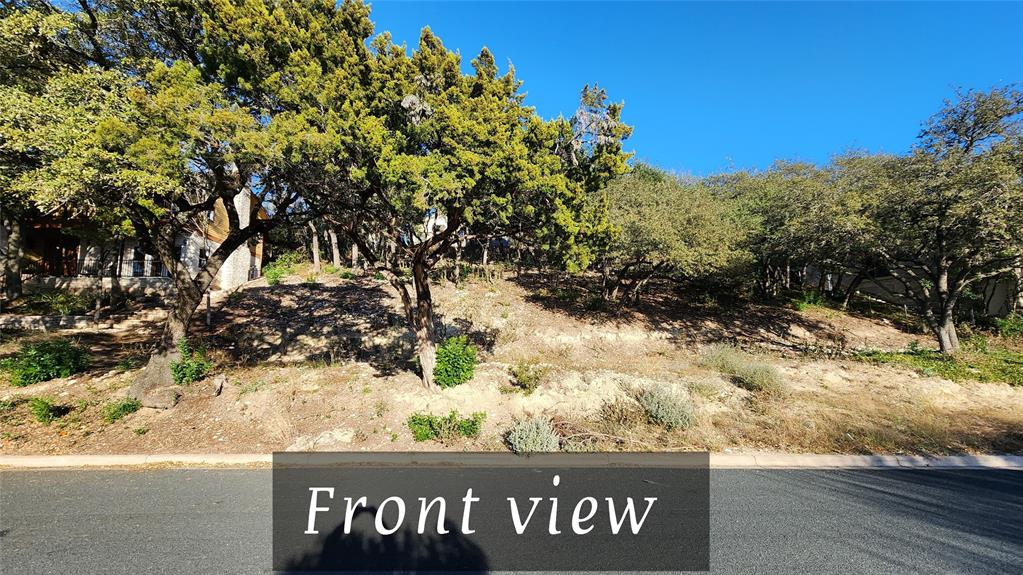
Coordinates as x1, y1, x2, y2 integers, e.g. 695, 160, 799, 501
506, 416, 560, 453
794, 290, 827, 311
323, 264, 340, 275
170, 339, 212, 385
434, 336, 477, 388
28, 397, 65, 425
407, 411, 486, 442
340, 269, 357, 279
225, 290, 245, 305
102, 398, 142, 423
637, 384, 695, 430
304, 274, 319, 285
1, 338, 89, 386
30, 291, 91, 315
373, 271, 385, 281
133, 427, 149, 435
263, 250, 307, 286
264, 265, 287, 286
0, 399, 16, 412
995, 313, 1023, 338
509, 360, 549, 395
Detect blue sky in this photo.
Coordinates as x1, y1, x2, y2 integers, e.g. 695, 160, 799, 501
369, 1, 1023, 175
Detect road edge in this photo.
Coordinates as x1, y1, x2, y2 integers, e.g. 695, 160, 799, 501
1, 453, 1021, 470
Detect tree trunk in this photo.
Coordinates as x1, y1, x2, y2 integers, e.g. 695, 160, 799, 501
4, 218, 23, 301
328, 228, 341, 268
308, 221, 321, 273
453, 241, 463, 284
1011, 268, 1023, 314
934, 317, 960, 354
350, 243, 358, 269
127, 289, 199, 408
841, 274, 864, 310
411, 259, 438, 390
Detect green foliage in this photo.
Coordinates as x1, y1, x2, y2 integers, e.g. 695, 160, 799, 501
264, 250, 307, 286
1, 338, 89, 386
407, 411, 486, 442
856, 345, 1023, 386
995, 313, 1023, 339
28, 397, 64, 425
598, 164, 742, 298
509, 360, 550, 395
102, 398, 142, 423
637, 384, 695, 430
701, 344, 784, 394
795, 290, 827, 311
170, 339, 212, 386
506, 416, 561, 453
24, 291, 92, 315
434, 336, 477, 388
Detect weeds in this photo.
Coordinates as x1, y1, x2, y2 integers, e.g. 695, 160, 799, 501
701, 344, 785, 394
508, 360, 549, 395
407, 411, 486, 442
856, 343, 1023, 386
170, 339, 212, 385
1, 338, 89, 386
29, 397, 67, 425
102, 398, 142, 423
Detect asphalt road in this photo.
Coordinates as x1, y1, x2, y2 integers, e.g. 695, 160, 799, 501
1, 468, 1021, 574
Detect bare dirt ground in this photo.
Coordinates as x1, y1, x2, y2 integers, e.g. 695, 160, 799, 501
2, 270, 1021, 455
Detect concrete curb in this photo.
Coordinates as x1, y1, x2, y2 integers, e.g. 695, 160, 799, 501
1, 453, 1021, 470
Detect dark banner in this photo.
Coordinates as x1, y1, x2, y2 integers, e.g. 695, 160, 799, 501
273, 452, 709, 572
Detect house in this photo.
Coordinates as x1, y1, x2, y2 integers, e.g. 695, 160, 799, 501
16, 191, 265, 297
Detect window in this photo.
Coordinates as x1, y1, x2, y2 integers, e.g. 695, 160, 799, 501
131, 247, 145, 277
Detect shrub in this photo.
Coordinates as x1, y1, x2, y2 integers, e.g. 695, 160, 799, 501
170, 339, 212, 385
29, 291, 91, 315
263, 250, 308, 286
103, 398, 142, 423
637, 385, 695, 430
701, 344, 784, 395
509, 360, 549, 395
1, 338, 89, 386
264, 264, 287, 286
599, 399, 645, 429
323, 264, 340, 275
506, 416, 561, 453
731, 364, 784, 395
407, 411, 486, 442
28, 397, 65, 425
794, 290, 826, 311
340, 269, 357, 279
995, 313, 1023, 338
434, 336, 477, 388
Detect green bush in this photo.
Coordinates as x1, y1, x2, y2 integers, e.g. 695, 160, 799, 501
103, 398, 142, 423
995, 313, 1023, 338
263, 250, 308, 286
407, 411, 486, 442
27, 291, 92, 315
637, 384, 695, 429
170, 339, 212, 385
340, 269, 357, 279
323, 264, 340, 275
506, 416, 560, 453
509, 360, 549, 395
700, 344, 784, 395
434, 336, 477, 388
28, 397, 65, 425
794, 290, 826, 311
1, 338, 89, 386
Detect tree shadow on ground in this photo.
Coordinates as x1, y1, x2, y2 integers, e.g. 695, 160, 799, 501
207, 279, 499, 380
511, 272, 847, 351
278, 506, 489, 574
